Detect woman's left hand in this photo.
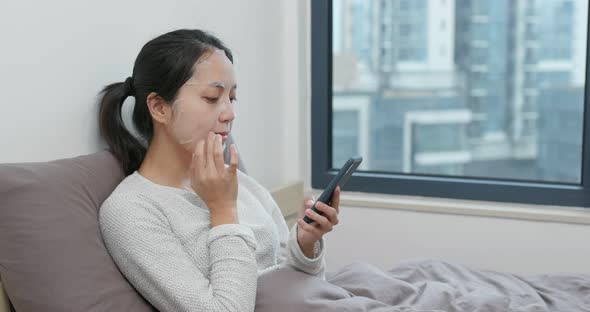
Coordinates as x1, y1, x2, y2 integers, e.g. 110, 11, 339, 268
296, 186, 341, 258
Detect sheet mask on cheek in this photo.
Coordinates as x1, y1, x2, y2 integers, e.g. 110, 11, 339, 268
169, 96, 214, 152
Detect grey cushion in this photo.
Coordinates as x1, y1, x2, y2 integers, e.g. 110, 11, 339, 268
0, 150, 155, 311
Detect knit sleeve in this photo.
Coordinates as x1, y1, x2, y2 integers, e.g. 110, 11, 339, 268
270, 202, 326, 279
99, 194, 258, 312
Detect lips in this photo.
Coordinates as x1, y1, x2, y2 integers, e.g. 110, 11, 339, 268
215, 131, 229, 143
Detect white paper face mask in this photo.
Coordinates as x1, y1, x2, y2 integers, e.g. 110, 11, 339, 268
167, 49, 237, 153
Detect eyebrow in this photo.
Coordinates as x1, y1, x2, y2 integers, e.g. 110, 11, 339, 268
208, 81, 237, 90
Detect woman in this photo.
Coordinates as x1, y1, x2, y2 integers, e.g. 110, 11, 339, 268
97, 29, 341, 312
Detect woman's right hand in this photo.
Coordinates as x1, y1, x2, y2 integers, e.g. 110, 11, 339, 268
190, 132, 239, 226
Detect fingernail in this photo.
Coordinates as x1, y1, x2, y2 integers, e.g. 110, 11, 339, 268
307, 200, 314, 206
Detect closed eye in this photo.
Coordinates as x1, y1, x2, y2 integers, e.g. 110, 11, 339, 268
204, 97, 219, 103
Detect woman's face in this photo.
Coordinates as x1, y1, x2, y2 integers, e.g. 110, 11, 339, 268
167, 49, 237, 152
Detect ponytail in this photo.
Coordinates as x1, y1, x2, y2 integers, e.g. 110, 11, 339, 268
98, 78, 146, 176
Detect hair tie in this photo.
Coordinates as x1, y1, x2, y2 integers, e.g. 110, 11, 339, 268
123, 77, 135, 96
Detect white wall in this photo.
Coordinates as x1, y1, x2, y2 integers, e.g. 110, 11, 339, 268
325, 205, 590, 275
0, 0, 298, 189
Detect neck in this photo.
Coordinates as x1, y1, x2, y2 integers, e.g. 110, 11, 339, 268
138, 132, 192, 189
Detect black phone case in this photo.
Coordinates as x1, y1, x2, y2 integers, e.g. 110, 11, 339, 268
303, 157, 362, 224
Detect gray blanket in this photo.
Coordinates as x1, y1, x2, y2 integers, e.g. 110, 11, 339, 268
255, 260, 590, 312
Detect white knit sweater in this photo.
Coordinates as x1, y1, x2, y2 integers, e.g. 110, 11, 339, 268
99, 170, 325, 312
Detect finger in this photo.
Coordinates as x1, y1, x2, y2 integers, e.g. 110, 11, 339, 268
301, 199, 314, 218
332, 186, 341, 213
303, 195, 315, 203
206, 132, 216, 175
302, 195, 315, 215
312, 203, 338, 226
202, 133, 209, 163
213, 134, 225, 173
315, 202, 339, 225
297, 218, 324, 237
194, 139, 206, 171
228, 144, 238, 174
304, 208, 333, 231
303, 195, 315, 207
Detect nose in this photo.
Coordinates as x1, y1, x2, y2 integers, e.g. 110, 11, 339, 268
219, 100, 235, 123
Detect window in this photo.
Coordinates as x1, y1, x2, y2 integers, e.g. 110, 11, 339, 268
400, 23, 412, 37
332, 95, 370, 170
312, 0, 590, 207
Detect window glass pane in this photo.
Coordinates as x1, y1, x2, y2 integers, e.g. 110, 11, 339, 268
332, 0, 587, 184
333, 110, 360, 168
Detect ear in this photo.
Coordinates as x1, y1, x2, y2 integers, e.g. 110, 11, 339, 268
146, 92, 172, 124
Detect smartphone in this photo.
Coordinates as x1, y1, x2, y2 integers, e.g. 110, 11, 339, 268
303, 156, 363, 224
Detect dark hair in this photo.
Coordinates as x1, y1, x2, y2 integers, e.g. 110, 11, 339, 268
98, 29, 233, 175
